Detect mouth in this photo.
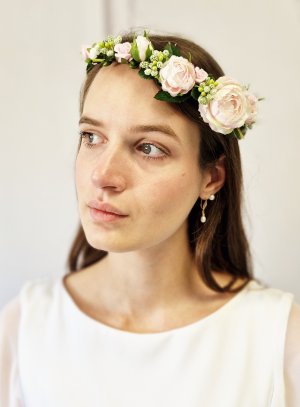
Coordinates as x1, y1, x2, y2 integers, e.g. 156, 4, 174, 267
88, 207, 128, 223
87, 200, 127, 216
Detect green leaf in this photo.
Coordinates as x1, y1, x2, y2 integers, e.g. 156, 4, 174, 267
232, 128, 245, 140
143, 30, 150, 39
191, 86, 200, 101
138, 69, 153, 79
145, 43, 153, 60
130, 38, 141, 62
188, 52, 192, 62
129, 60, 139, 69
164, 42, 181, 57
86, 63, 94, 73
258, 97, 265, 101
154, 91, 190, 103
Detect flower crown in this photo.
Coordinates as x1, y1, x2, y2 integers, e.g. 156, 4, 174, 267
81, 32, 261, 139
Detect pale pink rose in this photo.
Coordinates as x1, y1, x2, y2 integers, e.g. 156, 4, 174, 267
195, 67, 208, 83
114, 42, 132, 63
159, 55, 196, 97
198, 76, 258, 134
136, 35, 152, 61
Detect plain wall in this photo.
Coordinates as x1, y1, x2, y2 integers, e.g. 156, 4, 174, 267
1, 0, 299, 307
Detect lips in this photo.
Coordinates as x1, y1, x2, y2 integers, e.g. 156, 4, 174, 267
87, 200, 128, 216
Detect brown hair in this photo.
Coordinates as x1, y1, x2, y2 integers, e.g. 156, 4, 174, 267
67, 31, 254, 293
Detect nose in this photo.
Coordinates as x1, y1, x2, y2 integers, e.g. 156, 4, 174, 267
91, 143, 127, 192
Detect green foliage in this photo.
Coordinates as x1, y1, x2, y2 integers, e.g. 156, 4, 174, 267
130, 38, 141, 62
191, 86, 200, 101
164, 42, 181, 57
154, 91, 191, 103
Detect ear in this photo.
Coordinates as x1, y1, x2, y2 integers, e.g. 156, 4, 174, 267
199, 154, 226, 199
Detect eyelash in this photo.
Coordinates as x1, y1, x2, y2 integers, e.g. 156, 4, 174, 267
79, 131, 168, 161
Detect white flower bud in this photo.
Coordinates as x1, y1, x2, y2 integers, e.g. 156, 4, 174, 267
89, 47, 100, 59
106, 50, 114, 57
144, 69, 151, 75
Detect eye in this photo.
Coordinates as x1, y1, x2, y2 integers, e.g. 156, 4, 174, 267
79, 131, 101, 148
137, 143, 167, 160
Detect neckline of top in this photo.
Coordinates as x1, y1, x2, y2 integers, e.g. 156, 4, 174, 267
58, 277, 260, 338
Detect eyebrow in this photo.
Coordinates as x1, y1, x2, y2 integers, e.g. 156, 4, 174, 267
79, 115, 181, 143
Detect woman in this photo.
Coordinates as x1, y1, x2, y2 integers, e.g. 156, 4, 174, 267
0, 30, 299, 406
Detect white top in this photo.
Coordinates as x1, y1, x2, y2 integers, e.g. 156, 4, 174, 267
0, 277, 299, 407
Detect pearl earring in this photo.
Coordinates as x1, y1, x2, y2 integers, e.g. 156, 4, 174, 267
200, 194, 215, 223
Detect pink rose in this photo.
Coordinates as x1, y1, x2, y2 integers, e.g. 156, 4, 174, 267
195, 67, 208, 83
114, 42, 132, 63
198, 76, 258, 134
159, 55, 196, 97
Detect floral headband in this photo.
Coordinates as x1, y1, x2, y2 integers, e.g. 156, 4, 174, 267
81, 32, 261, 139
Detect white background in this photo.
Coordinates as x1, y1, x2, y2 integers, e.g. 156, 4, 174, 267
0, 0, 299, 307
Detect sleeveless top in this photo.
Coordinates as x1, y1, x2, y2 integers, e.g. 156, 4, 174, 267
0, 277, 295, 406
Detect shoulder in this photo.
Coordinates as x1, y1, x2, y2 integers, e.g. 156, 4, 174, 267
1, 277, 59, 331
284, 301, 300, 406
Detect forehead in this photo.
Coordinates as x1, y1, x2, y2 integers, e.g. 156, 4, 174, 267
82, 64, 198, 134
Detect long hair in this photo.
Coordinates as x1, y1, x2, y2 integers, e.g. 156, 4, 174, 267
66, 31, 254, 293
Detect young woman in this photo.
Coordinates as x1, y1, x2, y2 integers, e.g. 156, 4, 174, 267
1, 31, 299, 406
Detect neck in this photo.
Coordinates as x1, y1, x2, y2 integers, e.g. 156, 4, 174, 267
85, 228, 207, 320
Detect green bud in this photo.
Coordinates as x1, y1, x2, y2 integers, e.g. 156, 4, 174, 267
152, 60, 157, 65
198, 86, 204, 92
201, 91, 206, 97
152, 65, 158, 71
199, 96, 208, 105
158, 53, 164, 61
209, 79, 214, 85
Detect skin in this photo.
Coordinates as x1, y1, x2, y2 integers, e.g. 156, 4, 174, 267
66, 63, 239, 333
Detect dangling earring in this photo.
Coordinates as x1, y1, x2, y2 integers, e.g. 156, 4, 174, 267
200, 194, 215, 223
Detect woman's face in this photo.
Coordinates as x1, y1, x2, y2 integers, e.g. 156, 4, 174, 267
76, 63, 207, 252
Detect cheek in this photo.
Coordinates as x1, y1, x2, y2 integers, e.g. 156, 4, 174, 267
145, 170, 200, 216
